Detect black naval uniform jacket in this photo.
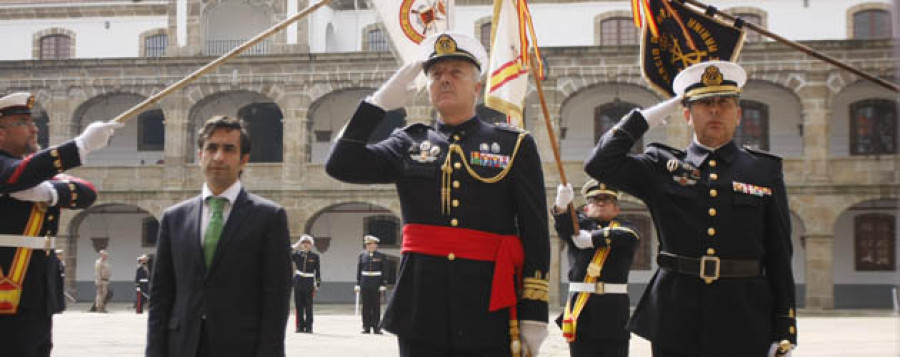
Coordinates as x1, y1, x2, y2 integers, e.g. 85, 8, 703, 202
584, 111, 797, 356
292, 250, 321, 292
0, 141, 96, 316
356, 250, 387, 290
553, 210, 638, 342
326, 101, 550, 349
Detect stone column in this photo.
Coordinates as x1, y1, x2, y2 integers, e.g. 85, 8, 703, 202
161, 97, 189, 190
803, 234, 834, 309
548, 234, 562, 307
797, 75, 832, 183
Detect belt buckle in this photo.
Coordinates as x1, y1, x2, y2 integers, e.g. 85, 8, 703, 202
594, 283, 605, 294
699, 255, 720, 284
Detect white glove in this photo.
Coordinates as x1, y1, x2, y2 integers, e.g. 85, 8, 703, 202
354, 285, 360, 293
767, 342, 794, 357
367, 60, 423, 111
637, 94, 683, 128
520, 320, 548, 356
379, 286, 387, 292
9, 181, 57, 206
573, 230, 594, 249
554, 183, 574, 209
76, 121, 123, 153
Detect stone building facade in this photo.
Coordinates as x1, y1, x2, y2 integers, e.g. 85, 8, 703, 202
0, 0, 897, 309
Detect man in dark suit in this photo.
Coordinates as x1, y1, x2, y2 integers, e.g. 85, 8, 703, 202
146, 116, 292, 357
584, 61, 797, 357
326, 32, 550, 356
355, 235, 388, 334
0, 92, 116, 357
552, 180, 638, 357
291, 234, 320, 333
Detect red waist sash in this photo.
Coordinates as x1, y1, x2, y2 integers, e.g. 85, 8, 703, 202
402, 223, 524, 311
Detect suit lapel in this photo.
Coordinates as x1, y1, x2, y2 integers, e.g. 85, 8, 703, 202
187, 196, 207, 276
206, 189, 251, 275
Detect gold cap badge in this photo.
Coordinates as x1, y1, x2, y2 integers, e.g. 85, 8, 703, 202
434, 34, 457, 56
701, 66, 724, 87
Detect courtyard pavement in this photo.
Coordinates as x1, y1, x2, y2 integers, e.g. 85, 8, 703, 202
52, 303, 898, 357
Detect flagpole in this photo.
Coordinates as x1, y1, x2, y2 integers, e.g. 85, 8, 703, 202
110, 0, 334, 124
528, 51, 580, 232
679, 0, 899, 93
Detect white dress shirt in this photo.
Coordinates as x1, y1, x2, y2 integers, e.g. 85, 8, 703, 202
200, 180, 242, 244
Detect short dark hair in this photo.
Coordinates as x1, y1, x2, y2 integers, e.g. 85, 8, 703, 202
196, 115, 251, 156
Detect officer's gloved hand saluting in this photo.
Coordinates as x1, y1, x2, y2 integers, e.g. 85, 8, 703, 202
366, 60, 424, 111
76, 121, 124, 160
637, 93, 684, 128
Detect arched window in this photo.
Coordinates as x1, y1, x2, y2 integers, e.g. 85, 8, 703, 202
480, 22, 492, 51
853, 9, 892, 39
736, 100, 769, 150
854, 213, 895, 271
366, 27, 389, 52
595, 101, 641, 153
145, 34, 168, 57
40, 34, 72, 59
849, 99, 897, 155
237, 103, 284, 162
734, 13, 762, 42
33, 110, 50, 149
142, 216, 160, 247
364, 215, 401, 247
137, 109, 165, 151
599, 17, 639, 46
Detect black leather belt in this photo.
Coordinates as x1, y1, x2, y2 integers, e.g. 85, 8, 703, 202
658, 251, 763, 283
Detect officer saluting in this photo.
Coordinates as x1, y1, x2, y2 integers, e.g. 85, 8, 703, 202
291, 234, 321, 333
584, 61, 797, 357
0, 92, 119, 356
355, 235, 387, 334
552, 180, 638, 357
326, 32, 550, 356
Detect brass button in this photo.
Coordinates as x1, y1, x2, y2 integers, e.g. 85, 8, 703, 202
452, 199, 459, 208
708, 208, 717, 216
448, 253, 456, 261
71, 193, 77, 200
707, 248, 716, 255
68, 183, 76, 190
707, 227, 716, 236
53, 161, 61, 168
709, 189, 718, 198
789, 326, 795, 334
789, 308, 795, 318
709, 160, 717, 167
453, 162, 461, 169
50, 149, 58, 157
48, 215, 54, 221
452, 180, 460, 189
453, 135, 461, 141
450, 218, 458, 227
710, 173, 718, 180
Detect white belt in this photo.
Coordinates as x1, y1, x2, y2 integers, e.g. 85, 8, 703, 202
295, 271, 315, 278
361, 271, 382, 276
569, 282, 628, 295
139, 279, 149, 283
0, 234, 55, 250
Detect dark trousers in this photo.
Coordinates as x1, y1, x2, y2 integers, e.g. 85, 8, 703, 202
294, 287, 314, 331
361, 288, 381, 331
197, 320, 210, 357
135, 289, 148, 314
652, 343, 694, 357
569, 339, 629, 357
0, 311, 53, 357
398, 337, 510, 357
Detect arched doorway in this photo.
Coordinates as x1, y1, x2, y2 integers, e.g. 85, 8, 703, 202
831, 198, 898, 308
188, 90, 284, 163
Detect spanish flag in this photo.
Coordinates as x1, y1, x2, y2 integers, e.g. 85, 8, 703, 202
485, 0, 544, 128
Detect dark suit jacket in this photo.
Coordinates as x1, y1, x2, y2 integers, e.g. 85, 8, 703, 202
146, 189, 292, 357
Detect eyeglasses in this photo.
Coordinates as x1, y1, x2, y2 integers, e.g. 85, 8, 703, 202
0, 118, 36, 129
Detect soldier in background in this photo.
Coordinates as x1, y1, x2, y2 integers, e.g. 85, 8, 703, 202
135, 254, 150, 314
0, 92, 116, 356
355, 235, 388, 334
552, 180, 639, 357
291, 234, 321, 333
94, 249, 111, 313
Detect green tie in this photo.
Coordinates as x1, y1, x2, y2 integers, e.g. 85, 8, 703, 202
204, 197, 227, 267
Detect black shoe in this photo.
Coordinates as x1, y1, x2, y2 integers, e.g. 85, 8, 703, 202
361, 329, 370, 334
373, 329, 383, 335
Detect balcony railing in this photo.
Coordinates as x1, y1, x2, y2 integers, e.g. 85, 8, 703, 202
204, 39, 271, 56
